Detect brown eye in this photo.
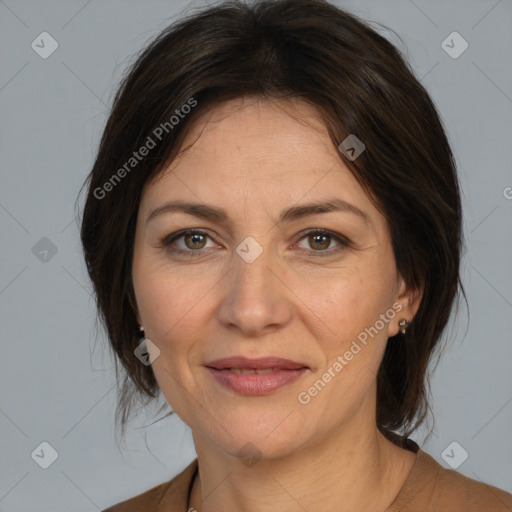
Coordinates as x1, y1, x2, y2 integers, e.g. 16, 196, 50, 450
184, 232, 207, 250
296, 229, 350, 257
308, 233, 331, 250
162, 229, 217, 256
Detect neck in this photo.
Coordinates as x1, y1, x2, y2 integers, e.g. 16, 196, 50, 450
188, 413, 416, 512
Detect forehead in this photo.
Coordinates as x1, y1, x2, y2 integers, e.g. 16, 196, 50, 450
140, 97, 384, 232
167, 96, 335, 177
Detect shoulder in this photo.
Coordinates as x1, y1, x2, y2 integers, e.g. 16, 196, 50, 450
102, 458, 198, 512
102, 481, 167, 512
390, 448, 512, 512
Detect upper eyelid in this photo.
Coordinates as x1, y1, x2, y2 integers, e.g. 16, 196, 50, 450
297, 230, 349, 247
162, 229, 216, 247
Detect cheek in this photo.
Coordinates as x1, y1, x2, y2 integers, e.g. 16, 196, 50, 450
133, 265, 211, 419
133, 252, 214, 339
295, 272, 392, 415
298, 264, 389, 340
297, 261, 396, 390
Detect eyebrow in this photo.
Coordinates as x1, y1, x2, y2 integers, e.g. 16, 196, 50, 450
146, 198, 371, 226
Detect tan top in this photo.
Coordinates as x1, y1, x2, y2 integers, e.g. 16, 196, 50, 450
103, 446, 512, 511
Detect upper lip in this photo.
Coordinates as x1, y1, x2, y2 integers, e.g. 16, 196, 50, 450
205, 356, 308, 370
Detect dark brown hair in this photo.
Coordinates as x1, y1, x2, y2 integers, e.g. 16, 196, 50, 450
80, 0, 465, 446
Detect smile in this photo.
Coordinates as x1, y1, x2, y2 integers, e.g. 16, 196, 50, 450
206, 367, 309, 395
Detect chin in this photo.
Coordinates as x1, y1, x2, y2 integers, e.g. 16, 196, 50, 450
194, 410, 315, 463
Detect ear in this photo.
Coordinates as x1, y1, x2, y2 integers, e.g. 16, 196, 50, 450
129, 305, 142, 327
127, 285, 143, 326
131, 299, 142, 327
388, 275, 423, 337
134, 307, 143, 327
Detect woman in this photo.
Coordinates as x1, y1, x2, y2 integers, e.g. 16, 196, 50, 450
80, 0, 512, 510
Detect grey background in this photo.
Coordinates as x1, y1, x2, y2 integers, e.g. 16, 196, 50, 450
0, 0, 511, 510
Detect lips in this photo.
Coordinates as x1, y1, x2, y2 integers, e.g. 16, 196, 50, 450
204, 356, 309, 395
205, 355, 308, 371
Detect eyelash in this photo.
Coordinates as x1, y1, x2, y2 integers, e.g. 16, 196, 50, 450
160, 228, 351, 258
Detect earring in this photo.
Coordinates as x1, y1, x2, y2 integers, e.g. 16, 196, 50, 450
398, 319, 408, 335
138, 325, 145, 339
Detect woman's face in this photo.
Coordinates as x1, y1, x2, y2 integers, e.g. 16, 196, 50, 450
132, 97, 418, 459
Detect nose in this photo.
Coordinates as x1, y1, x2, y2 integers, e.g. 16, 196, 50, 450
216, 242, 293, 337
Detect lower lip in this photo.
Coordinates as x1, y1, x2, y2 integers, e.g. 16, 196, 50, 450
205, 367, 308, 395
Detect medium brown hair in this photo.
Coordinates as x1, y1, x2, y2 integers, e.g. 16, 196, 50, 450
80, 0, 465, 445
